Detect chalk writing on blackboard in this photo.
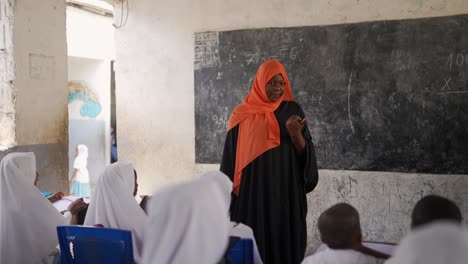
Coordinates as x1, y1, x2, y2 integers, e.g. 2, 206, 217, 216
194, 32, 220, 70
347, 73, 355, 135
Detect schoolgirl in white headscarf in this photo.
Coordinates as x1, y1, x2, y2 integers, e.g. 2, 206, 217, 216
141, 172, 231, 264
84, 160, 146, 261
385, 221, 468, 264
199, 170, 263, 264
70, 144, 91, 197
0, 152, 66, 263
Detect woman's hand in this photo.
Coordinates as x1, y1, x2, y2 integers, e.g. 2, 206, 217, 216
286, 115, 307, 154
286, 115, 307, 153
286, 115, 307, 137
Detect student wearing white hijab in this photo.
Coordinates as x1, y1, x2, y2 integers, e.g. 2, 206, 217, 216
142, 172, 231, 264
199, 171, 264, 264
0, 152, 67, 263
84, 160, 146, 261
385, 222, 468, 264
70, 144, 91, 197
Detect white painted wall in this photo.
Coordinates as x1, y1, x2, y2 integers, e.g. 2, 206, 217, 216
14, 0, 68, 145
67, 5, 115, 60
113, 0, 468, 255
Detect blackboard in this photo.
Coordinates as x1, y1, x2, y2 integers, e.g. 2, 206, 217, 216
194, 14, 468, 174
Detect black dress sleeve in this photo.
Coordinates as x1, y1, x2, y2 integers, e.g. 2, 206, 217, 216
302, 125, 319, 193
220, 125, 239, 182
298, 105, 319, 194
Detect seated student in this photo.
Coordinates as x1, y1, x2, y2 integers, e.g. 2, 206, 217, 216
303, 203, 388, 264
0, 152, 67, 263
139, 194, 151, 214
199, 171, 263, 264
84, 161, 146, 261
68, 169, 147, 225
384, 195, 466, 264
141, 172, 231, 264
385, 221, 468, 264
411, 194, 462, 229
67, 197, 89, 225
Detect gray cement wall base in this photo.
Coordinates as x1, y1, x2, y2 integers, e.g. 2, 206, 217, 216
305, 170, 468, 255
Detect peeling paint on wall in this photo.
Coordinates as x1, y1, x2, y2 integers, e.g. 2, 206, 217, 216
68, 81, 102, 118
56, 109, 68, 144
0, 92, 16, 149
0, 114, 15, 150
0, 0, 15, 150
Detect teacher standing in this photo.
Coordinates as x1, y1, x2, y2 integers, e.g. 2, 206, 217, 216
220, 59, 319, 264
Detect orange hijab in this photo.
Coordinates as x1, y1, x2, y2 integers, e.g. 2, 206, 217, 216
227, 60, 294, 195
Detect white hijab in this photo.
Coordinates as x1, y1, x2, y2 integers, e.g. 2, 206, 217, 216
74, 145, 88, 168
142, 172, 231, 264
199, 171, 264, 264
84, 161, 146, 261
73, 144, 89, 182
385, 222, 468, 264
197, 170, 232, 207
77, 144, 88, 161
0, 152, 66, 263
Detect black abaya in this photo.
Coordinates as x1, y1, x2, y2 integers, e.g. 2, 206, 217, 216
220, 100, 319, 264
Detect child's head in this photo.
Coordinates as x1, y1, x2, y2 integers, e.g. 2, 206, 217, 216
75, 144, 88, 159
411, 195, 462, 229
318, 203, 362, 249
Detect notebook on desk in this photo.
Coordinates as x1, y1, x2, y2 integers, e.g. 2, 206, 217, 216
53, 196, 90, 213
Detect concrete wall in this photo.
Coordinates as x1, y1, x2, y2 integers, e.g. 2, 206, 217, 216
67, 6, 115, 60
113, 0, 468, 255
0, 0, 68, 192
14, 0, 68, 145
0, 0, 15, 150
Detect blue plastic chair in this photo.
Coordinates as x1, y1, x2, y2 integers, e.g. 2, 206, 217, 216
57, 225, 134, 264
227, 238, 254, 264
